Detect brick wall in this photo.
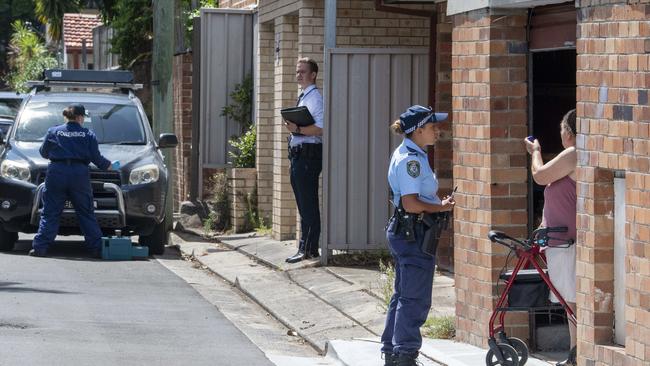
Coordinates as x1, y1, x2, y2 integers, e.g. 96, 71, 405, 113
575, 1, 650, 365
451, 9, 529, 347
172, 52, 193, 210
256, 22, 275, 226
272, 15, 299, 240
433, 1, 454, 272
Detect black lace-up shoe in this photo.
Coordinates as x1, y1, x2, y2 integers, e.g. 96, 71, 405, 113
383, 353, 397, 366
89, 248, 103, 259
28, 249, 47, 257
396, 353, 421, 366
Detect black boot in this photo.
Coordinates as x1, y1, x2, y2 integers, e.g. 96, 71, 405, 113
396, 353, 420, 366
556, 346, 576, 366
383, 353, 397, 366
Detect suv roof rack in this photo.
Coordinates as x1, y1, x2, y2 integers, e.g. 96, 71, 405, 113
27, 69, 143, 93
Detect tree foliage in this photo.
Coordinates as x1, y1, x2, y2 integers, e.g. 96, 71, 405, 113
0, 0, 38, 87
34, 0, 81, 43
5, 20, 57, 92
100, 0, 153, 68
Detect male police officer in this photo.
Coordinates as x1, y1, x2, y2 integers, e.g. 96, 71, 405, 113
30, 104, 112, 258
284, 58, 323, 263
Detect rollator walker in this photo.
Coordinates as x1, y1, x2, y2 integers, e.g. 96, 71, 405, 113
485, 227, 576, 366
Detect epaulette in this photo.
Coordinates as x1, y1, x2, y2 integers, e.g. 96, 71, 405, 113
406, 146, 418, 156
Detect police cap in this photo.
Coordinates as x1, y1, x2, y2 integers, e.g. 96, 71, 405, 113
69, 104, 88, 117
399, 105, 448, 134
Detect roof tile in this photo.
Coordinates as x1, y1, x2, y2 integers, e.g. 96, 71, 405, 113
63, 13, 102, 49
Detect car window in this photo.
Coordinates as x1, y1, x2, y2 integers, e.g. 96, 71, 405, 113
0, 122, 10, 137
14, 101, 146, 143
0, 98, 22, 118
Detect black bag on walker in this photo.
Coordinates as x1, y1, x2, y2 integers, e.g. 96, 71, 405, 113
500, 269, 549, 308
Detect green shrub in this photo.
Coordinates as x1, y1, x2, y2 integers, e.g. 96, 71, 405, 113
5, 20, 57, 92
255, 218, 272, 236
228, 125, 256, 168
203, 172, 230, 233
378, 259, 396, 312
422, 316, 455, 339
221, 74, 253, 129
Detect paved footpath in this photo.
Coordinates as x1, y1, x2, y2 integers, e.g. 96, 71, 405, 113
172, 229, 556, 366
0, 236, 273, 366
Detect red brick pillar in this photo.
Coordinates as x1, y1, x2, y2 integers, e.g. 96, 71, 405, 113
452, 9, 529, 347
576, 2, 650, 365
172, 52, 193, 211
433, 1, 454, 272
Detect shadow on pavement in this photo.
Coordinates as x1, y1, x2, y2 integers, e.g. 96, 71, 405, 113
0, 281, 78, 294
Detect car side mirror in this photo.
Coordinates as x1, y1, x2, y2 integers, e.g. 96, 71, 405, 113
158, 133, 178, 149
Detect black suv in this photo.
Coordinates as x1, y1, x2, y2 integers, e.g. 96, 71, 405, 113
0, 70, 177, 254
0, 91, 25, 138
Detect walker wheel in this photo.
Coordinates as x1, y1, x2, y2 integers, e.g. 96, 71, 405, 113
485, 343, 520, 366
507, 337, 528, 366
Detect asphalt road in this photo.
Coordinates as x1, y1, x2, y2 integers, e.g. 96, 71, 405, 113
0, 236, 274, 366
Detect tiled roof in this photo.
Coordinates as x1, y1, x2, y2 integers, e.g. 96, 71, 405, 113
63, 13, 101, 49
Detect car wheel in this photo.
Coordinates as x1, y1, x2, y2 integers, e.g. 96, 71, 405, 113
0, 227, 18, 252
139, 217, 168, 255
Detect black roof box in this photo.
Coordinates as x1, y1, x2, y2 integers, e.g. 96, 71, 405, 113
44, 69, 134, 84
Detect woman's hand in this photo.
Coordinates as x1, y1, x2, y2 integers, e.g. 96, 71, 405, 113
440, 196, 455, 211
524, 137, 541, 155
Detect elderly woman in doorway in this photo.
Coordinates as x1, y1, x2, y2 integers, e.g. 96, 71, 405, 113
525, 109, 577, 366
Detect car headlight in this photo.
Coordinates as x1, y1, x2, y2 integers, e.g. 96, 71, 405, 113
129, 164, 159, 185
0, 160, 31, 182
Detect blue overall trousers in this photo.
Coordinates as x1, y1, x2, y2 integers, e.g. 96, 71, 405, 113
32, 161, 103, 252
381, 217, 435, 357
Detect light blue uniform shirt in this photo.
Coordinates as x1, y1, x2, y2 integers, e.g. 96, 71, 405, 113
290, 84, 323, 147
388, 138, 441, 207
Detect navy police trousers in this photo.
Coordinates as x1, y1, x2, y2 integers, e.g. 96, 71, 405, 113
32, 162, 103, 252
381, 218, 435, 357
289, 151, 322, 255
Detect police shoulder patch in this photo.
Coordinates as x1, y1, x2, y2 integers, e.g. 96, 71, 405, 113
406, 160, 420, 178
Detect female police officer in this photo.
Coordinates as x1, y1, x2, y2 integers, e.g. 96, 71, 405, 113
381, 105, 455, 366
29, 104, 112, 258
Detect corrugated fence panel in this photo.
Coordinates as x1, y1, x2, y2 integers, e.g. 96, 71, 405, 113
199, 9, 253, 167
92, 25, 118, 70
328, 54, 349, 246
324, 48, 429, 252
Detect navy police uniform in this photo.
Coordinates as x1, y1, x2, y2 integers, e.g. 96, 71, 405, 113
381, 105, 449, 365
31, 104, 111, 256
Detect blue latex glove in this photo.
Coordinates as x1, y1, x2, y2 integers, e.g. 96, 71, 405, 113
111, 161, 120, 170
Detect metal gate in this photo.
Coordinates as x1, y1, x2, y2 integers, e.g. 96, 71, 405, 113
323, 48, 429, 253
198, 8, 254, 169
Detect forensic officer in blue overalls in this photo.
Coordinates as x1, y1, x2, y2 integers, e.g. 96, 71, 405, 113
381, 105, 455, 366
29, 104, 112, 258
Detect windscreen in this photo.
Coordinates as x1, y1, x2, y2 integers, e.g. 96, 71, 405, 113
0, 98, 22, 118
14, 101, 146, 144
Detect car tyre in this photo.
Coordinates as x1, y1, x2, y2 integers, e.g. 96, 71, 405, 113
139, 217, 168, 255
0, 227, 18, 252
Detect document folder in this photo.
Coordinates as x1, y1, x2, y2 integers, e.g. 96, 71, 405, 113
280, 106, 316, 127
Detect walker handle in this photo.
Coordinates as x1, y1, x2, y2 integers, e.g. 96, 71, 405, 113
488, 230, 529, 249
488, 230, 508, 243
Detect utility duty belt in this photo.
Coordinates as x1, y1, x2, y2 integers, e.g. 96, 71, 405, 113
51, 158, 89, 165
387, 206, 450, 256
288, 143, 322, 160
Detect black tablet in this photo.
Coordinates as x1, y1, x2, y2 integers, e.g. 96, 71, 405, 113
280, 106, 316, 127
